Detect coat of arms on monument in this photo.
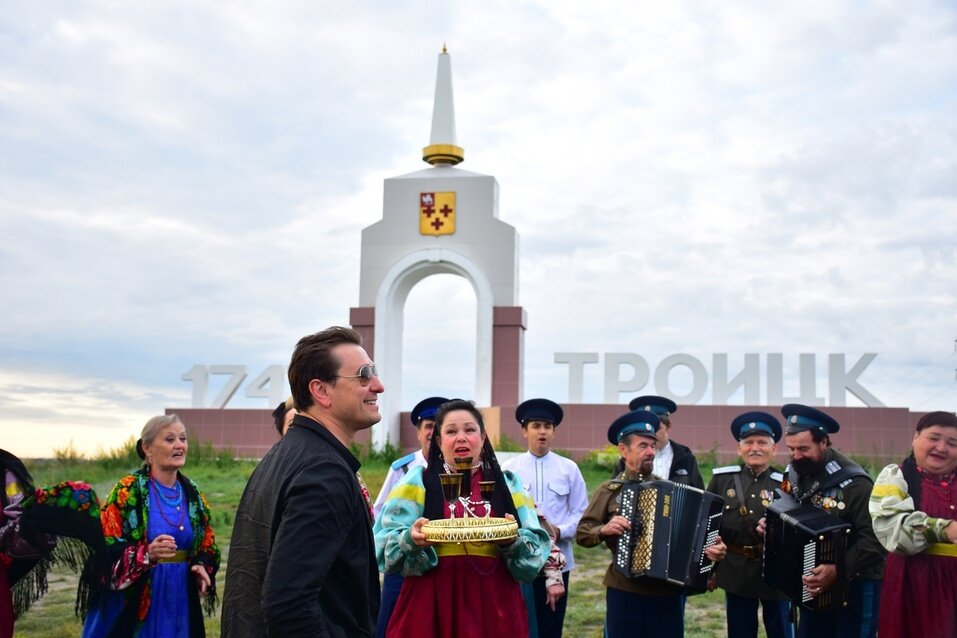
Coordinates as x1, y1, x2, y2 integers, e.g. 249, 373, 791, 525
420, 192, 456, 236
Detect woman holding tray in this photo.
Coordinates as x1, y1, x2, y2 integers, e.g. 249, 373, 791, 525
374, 398, 550, 638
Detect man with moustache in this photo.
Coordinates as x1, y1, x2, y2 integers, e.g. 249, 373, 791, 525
611, 396, 703, 489
222, 326, 384, 637
778, 404, 885, 638
707, 412, 791, 638
577, 410, 726, 638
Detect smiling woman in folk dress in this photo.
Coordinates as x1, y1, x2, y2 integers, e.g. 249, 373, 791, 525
83, 414, 220, 638
870, 410, 957, 638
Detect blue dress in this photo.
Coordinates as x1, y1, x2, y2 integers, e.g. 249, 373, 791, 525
83, 480, 195, 638
140, 481, 193, 637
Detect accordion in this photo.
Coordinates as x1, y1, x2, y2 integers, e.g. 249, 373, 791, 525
613, 480, 723, 592
762, 490, 851, 610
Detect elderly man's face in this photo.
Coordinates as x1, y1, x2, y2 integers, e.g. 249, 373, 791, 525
737, 434, 776, 473
618, 435, 656, 474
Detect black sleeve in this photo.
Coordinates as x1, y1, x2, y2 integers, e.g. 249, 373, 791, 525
689, 456, 705, 490
842, 477, 886, 578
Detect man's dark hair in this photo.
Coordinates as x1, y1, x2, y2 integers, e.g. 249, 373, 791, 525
808, 428, 830, 446
271, 401, 288, 437
619, 432, 651, 448
288, 326, 362, 411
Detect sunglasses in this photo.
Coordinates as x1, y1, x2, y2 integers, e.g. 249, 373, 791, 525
335, 364, 378, 387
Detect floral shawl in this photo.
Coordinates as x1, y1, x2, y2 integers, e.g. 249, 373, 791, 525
94, 467, 219, 636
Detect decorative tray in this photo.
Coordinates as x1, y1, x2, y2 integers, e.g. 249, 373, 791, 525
421, 517, 518, 543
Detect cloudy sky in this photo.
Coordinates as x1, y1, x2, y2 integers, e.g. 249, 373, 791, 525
2, 1, 955, 458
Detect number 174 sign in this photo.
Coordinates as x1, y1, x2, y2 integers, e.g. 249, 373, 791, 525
181, 365, 287, 409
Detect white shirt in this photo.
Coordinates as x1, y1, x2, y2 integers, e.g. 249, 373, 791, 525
653, 441, 674, 480
501, 450, 589, 571
372, 449, 427, 519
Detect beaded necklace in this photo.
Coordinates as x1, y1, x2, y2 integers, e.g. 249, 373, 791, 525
150, 478, 187, 532
151, 476, 184, 507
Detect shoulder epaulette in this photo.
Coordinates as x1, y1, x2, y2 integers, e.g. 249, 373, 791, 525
390, 452, 417, 472
712, 465, 741, 476
607, 479, 624, 492
770, 471, 784, 482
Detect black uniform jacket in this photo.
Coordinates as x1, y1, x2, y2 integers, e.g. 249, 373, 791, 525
707, 464, 785, 599
786, 447, 886, 582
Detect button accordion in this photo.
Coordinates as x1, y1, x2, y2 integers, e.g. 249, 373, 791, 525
613, 480, 724, 592
762, 490, 851, 610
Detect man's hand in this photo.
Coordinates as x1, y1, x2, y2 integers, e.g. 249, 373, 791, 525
600, 515, 631, 538
802, 563, 837, 597
756, 516, 766, 537
704, 535, 727, 562
545, 583, 565, 611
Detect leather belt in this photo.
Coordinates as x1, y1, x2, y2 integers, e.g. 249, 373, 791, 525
726, 542, 763, 560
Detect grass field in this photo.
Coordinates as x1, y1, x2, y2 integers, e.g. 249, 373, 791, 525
13, 442, 777, 637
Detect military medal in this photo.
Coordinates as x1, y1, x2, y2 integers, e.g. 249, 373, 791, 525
727, 488, 736, 498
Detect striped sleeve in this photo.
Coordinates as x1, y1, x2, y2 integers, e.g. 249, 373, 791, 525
869, 463, 954, 555
498, 470, 550, 583
373, 466, 438, 576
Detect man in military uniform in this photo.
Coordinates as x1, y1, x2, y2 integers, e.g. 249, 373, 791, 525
708, 411, 791, 638
611, 396, 703, 488
778, 404, 885, 638
371, 395, 448, 638
578, 410, 726, 638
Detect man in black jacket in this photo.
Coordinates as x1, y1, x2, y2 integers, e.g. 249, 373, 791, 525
611, 396, 703, 489
222, 326, 384, 637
